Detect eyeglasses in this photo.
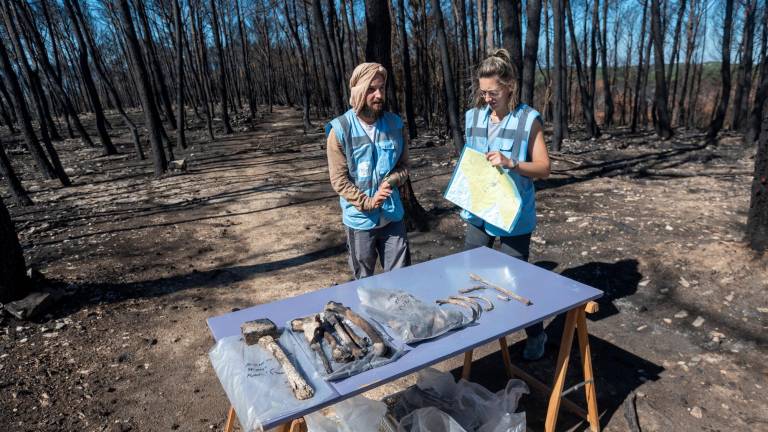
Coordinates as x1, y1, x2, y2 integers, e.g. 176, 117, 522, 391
479, 89, 503, 99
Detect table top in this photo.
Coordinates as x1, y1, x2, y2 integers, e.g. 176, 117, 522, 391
207, 246, 603, 429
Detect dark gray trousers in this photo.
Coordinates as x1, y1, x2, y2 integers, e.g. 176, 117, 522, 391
464, 222, 543, 337
345, 219, 410, 279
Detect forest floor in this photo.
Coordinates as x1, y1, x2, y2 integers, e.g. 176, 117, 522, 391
0, 106, 767, 432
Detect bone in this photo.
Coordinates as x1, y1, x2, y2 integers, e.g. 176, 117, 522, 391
241, 318, 314, 400
467, 295, 494, 311
469, 273, 532, 306
257, 335, 315, 400
325, 301, 388, 357
436, 297, 481, 323
291, 315, 333, 374
448, 296, 484, 319
325, 313, 365, 359
338, 317, 367, 349
458, 285, 487, 294
318, 315, 352, 362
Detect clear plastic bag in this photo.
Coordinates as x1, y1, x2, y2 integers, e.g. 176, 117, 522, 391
209, 334, 336, 432
397, 407, 467, 432
394, 368, 528, 432
287, 315, 405, 381
305, 395, 388, 432
357, 287, 468, 343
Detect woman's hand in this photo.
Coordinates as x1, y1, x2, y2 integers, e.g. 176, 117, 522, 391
486, 151, 517, 170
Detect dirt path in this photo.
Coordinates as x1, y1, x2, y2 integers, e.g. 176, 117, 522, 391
1, 108, 766, 431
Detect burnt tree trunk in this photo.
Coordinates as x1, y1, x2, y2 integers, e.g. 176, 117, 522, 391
747, 100, 768, 251
0, 195, 28, 303
500, 0, 523, 98
63, 0, 117, 155
73, 0, 144, 159
430, 0, 463, 154
311, 0, 344, 115
650, 0, 673, 138
136, 1, 177, 130
210, 0, 234, 134
117, 0, 168, 175
235, 0, 257, 121
0, 138, 31, 206
552, 0, 568, 150
174, 0, 187, 149
365, 0, 400, 114
0, 39, 58, 181
565, 0, 600, 138
732, 0, 757, 131
747, 7, 768, 145
599, 0, 614, 127
707, 0, 734, 140
398, 0, 417, 138
631, 0, 649, 133
522, 0, 542, 106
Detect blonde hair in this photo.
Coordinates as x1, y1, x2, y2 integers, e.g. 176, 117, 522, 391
472, 48, 519, 111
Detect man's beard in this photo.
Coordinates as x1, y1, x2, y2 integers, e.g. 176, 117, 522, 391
360, 99, 384, 119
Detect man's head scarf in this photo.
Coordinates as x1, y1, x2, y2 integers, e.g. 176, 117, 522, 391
349, 63, 387, 113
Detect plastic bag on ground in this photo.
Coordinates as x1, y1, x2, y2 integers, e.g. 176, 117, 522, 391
209, 334, 335, 432
397, 407, 467, 432
357, 287, 468, 343
394, 368, 528, 432
305, 395, 388, 432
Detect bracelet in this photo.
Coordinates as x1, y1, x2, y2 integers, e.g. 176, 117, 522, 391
509, 159, 519, 170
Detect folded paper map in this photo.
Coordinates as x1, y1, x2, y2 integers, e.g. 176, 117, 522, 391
444, 147, 522, 232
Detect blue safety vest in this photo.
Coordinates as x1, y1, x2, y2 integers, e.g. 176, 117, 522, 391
461, 104, 541, 236
326, 109, 405, 230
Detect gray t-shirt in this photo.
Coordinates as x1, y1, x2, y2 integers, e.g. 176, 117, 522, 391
488, 117, 503, 147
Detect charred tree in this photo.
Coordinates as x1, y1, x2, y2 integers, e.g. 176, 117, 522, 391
599, 0, 614, 128
210, 0, 234, 134
552, 0, 568, 150
747, 100, 768, 251
117, 0, 168, 175
365, 0, 400, 113
0, 40, 59, 181
398, 0, 416, 138
649, 0, 673, 138
63, 0, 117, 155
732, 0, 757, 131
521, 0, 542, 106
430, 0, 463, 154
0, 138, 31, 206
311, 0, 344, 115
0, 194, 28, 303
707, 0, 734, 140
500, 0, 523, 98
174, 0, 187, 149
631, 0, 649, 133
565, 0, 600, 138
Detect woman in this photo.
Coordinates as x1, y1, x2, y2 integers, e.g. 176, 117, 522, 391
462, 48, 551, 361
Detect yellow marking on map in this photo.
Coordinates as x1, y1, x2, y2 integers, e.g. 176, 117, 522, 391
445, 147, 522, 231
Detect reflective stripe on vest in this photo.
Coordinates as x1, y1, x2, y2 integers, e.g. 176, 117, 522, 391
461, 104, 541, 236
326, 109, 405, 230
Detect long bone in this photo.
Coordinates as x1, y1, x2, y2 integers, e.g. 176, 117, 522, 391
325, 301, 388, 357
241, 318, 314, 400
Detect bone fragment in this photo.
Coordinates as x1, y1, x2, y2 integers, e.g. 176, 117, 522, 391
325, 301, 388, 357
257, 335, 314, 400
469, 273, 532, 306
458, 285, 487, 294
436, 297, 481, 322
325, 313, 365, 359
467, 295, 494, 311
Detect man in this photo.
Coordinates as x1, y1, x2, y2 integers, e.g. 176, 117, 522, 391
326, 63, 410, 279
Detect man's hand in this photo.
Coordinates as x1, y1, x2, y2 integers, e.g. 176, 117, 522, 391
372, 181, 393, 208
486, 151, 518, 170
